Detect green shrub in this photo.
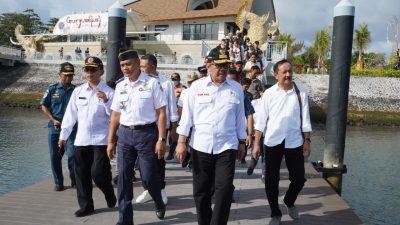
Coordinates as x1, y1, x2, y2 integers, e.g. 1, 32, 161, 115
350, 69, 400, 77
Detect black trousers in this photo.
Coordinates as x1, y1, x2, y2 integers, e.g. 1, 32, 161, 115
264, 140, 306, 217
73, 145, 115, 211
192, 149, 236, 225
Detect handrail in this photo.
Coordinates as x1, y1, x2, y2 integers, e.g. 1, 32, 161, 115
264, 41, 288, 62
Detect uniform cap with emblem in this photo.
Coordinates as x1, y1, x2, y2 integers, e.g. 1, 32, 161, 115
197, 65, 207, 73
84, 56, 103, 68
118, 48, 139, 61
207, 48, 232, 64
59, 62, 75, 75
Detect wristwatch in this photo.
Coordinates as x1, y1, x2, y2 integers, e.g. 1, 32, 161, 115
159, 137, 167, 143
304, 137, 311, 143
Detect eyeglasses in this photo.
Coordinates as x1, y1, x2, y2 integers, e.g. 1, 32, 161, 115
211, 63, 229, 69
83, 67, 99, 73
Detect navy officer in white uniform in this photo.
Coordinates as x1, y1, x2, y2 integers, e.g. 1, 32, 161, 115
176, 48, 247, 225
107, 49, 167, 225
59, 56, 116, 217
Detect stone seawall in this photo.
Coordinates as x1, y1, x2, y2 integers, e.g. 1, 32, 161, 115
1, 64, 400, 124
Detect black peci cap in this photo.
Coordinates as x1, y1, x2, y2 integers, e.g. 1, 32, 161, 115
118, 48, 139, 61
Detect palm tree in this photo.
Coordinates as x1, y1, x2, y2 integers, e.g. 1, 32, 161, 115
313, 26, 331, 70
354, 23, 372, 69
276, 33, 304, 62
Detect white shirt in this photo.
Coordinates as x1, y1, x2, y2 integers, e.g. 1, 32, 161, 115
243, 61, 261, 72
110, 73, 167, 126
177, 76, 247, 154
60, 81, 114, 146
177, 88, 189, 108
254, 83, 312, 148
251, 98, 266, 134
147, 74, 179, 129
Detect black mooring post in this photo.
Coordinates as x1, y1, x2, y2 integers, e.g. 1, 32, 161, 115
323, 0, 355, 195
106, 1, 127, 84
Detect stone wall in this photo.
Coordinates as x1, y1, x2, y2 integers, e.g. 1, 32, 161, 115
1, 64, 400, 119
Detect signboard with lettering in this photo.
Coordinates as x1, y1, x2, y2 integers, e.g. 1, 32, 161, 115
53, 12, 108, 35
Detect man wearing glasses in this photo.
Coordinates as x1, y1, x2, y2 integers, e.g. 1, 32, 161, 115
58, 57, 117, 217
176, 48, 247, 225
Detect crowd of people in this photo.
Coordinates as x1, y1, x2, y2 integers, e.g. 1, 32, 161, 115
40, 37, 312, 225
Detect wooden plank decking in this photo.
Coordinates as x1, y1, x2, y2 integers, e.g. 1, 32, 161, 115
0, 162, 364, 225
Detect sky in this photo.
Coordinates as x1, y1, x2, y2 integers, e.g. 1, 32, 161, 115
1, 0, 399, 57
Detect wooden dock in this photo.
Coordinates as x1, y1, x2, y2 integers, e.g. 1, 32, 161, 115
0, 162, 364, 225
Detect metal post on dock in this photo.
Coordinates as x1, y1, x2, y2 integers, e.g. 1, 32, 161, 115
106, 0, 127, 83
321, 0, 355, 195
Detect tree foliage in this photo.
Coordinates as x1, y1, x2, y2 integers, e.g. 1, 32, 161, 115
354, 23, 372, 69
313, 26, 331, 69
46, 17, 59, 30
0, 9, 45, 47
275, 33, 304, 62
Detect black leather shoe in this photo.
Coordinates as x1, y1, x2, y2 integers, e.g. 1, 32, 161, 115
247, 166, 254, 175
155, 208, 165, 219
106, 193, 117, 208
74, 208, 94, 217
54, 185, 65, 191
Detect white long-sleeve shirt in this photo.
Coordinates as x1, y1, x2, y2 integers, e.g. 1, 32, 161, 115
177, 76, 247, 154
254, 83, 312, 148
60, 81, 114, 146
147, 74, 179, 129
177, 88, 188, 108
110, 74, 167, 126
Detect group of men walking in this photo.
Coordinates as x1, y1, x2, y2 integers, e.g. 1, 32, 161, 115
40, 46, 312, 225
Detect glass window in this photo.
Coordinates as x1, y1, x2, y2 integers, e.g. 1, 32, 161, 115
155, 25, 169, 31
183, 24, 190, 40
182, 23, 218, 40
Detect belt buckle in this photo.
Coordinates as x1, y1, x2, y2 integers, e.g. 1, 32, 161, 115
128, 125, 136, 129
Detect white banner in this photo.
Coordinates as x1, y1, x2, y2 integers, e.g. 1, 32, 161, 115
53, 12, 108, 35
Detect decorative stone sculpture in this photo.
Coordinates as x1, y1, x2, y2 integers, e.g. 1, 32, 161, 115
10, 24, 54, 58
236, 1, 279, 47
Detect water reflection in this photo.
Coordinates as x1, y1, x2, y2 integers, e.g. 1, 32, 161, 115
0, 107, 52, 195
310, 124, 400, 225
0, 108, 399, 225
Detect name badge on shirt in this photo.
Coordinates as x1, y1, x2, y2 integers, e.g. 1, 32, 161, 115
79, 97, 87, 100
139, 80, 151, 92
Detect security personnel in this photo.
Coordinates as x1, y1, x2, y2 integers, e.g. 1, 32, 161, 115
135, 54, 179, 205
59, 57, 116, 217
107, 49, 167, 225
40, 62, 76, 191
176, 48, 247, 225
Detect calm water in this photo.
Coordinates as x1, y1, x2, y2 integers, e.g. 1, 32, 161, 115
0, 108, 399, 225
